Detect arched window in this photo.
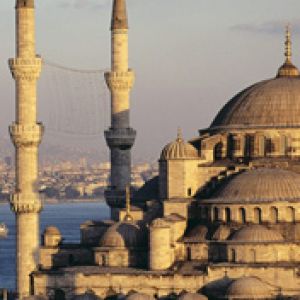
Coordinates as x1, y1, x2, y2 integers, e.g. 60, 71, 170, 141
265, 138, 275, 154
225, 207, 231, 223
187, 247, 192, 261
270, 207, 279, 224
239, 207, 246, 224
54, 289, 65, 300
102, 255, 107, 266
230, 249, 236, 263
214, 207, 219, 221
214, 142, 224, 160
204, 207, 209, 220
245, 135, 255, 158
249, 249, 256, 263
287, 207, 296, 223
254, 207, 262, 224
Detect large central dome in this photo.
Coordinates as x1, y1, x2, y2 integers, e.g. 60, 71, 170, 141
210, 30, 300, 130
211, 76, 300, 129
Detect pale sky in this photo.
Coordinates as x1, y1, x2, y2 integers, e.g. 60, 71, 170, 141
1, 0, 300, 162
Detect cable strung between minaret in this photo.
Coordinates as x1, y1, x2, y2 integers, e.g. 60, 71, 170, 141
105, 0, 136, 220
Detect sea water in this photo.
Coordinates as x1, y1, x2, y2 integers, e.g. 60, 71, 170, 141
0, 202, 109, 290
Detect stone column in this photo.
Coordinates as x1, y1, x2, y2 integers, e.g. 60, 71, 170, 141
9, 0, 43, 298
105, 0, 136, 219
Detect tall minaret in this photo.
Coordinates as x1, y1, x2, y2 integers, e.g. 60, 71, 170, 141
105, 0, 136, 220
9, 0, 43, 298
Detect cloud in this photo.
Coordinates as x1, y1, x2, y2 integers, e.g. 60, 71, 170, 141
58, 0, 110, 10
231, 20, 300, 35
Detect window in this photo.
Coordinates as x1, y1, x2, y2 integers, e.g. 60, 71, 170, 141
287, 207, 296, 223
214, 142, 223, 160
239, 207, 246, 224
270, 207, 279, 224
230, 249, 236, 262
214, 207, 219, 221
225, 207, 231, 223
254, 207, 262, 224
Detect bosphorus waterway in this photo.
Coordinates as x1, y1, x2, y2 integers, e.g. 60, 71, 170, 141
0, 201, 109, 290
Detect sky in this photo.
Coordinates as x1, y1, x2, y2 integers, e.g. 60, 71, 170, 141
1, 0, 300, 162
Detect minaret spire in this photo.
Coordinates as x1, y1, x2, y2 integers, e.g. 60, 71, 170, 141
111, 0, 128, 30
285, 24, 292, 62
9, 0, 43, 298
105, 0, 136, 220
177, 127, 183, 142
277, 24, 299, 77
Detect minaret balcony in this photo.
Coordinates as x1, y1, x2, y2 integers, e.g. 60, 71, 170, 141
10, 193, 42, 213
105, 127, 136, 149
9, 123, 44, 147
9, 57, 42, 80
105, 70, 135, 91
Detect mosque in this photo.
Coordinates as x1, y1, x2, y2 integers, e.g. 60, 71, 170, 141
9, 0, 300, 300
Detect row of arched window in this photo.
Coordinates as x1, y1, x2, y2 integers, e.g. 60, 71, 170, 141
228, 247, 296, 263
213, 134, 289, 161
199, 205, 296, 223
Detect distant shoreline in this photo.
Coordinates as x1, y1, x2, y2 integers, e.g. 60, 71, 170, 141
0, 198, 105, 205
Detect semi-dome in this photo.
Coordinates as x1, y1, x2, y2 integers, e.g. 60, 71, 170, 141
100, 222, 147, 248
177, 292, 208, 300
125, 292, 155, 300
230, 225, 284, 242
226, 276, 275, 299
211, 168, 300, 201
161, 129, 198, 160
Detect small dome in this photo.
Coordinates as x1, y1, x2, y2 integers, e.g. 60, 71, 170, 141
230, 225, 283, 242
202, 276, 233, 298
125, 293, 155, 300
212, 225, 231, 241
43, 226, 62, 247
226, 276, 274, 299
100, 222, 147, 248
160, 130, 198, 160
43, 226, 61, 236
211, 168, 300, 201
72, 291, 101, 300
187, 225, 208, 240
178, 292, 208, 300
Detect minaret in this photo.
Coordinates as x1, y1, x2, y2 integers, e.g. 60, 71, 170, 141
9, 0, 43, 298
105, 0, 136, 220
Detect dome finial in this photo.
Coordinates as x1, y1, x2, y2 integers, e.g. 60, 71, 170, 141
124, 185, 133, 222
177, 127, 183, 142
277, 24, 299, 77
285, 24, 292, 62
